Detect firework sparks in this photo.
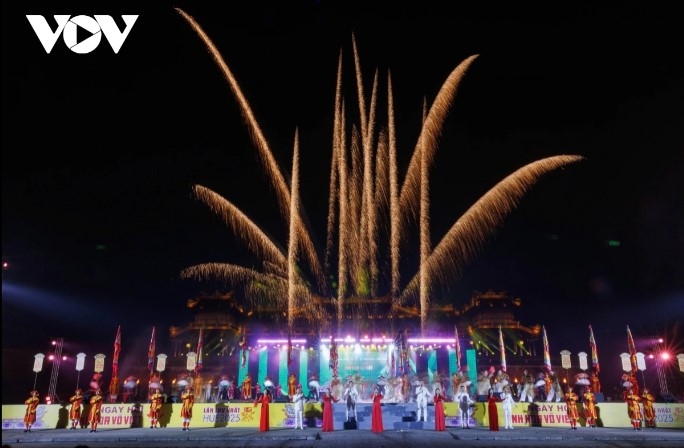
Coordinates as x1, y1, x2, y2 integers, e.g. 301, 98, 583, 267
176, 8, 585, 335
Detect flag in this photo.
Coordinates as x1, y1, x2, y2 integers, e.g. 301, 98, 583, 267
147, 326, 156, 376
454, 325, 461, 371
542, 326, 552, 371
498, 326, 507, 372
195, 328, 204, 375
626, 325, 637, 374
589, 325, 600, 373
109, 325, 121, 399
287, 332, 293, 367
112, 325, 121, 378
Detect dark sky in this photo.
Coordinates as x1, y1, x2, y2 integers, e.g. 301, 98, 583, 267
2, 1, 683, 400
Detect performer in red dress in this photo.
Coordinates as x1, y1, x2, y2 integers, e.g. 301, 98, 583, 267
180, 388, 195, 431
625, 388, 643, 431
148, 388, 163, 429
321, 388, 339, 432
69, 389, 84, 430
254, 389, 271, 431
371, 387, 384, 433
88, 389, 104, 432
434, 387, 447, 431
582, 386, 598, 428
23, 390, 40, 433
641, 388, 657, 429
487, 388, 499, 431
564, 386, 579, 430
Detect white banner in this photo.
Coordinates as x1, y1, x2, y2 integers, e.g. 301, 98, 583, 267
577, 352, 588, 371
75, 353, 86, 372
636, 352, 646, 371
560, 350, 571, 369
94, 353, 106, 373
620, 353, 631, 372
157, 354, 167, 372
186, 351, 197, 371
33, 353, 45, 373
678, 354, 684, 373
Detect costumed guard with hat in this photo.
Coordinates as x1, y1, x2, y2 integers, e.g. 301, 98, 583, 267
69, 389, 84, 429
23, 390, 40, 433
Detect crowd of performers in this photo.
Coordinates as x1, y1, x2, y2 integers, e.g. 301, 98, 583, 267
20, 364, 663, 432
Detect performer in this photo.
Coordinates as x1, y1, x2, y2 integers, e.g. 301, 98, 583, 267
23, 390, 40, 433
476, 370, 492, 402
451, 372, 464, 397
321, 388, 339, 432
625, 387, 643, 431
455, 384, 474, 429
180, 388, 194, 431
401, 373, 410, 403
434, 387, 446, 431
415, 380, 430, 422
287, 373, 297, 398
376, 374, 388, 397
88, 389, 104, 433
494, 370, 510, 395
582, 386, 598, 428
292, 384, 306, 430
589, 370, 601, 393
343, 380, 359, 422
519, 369, 535, 403
330, 375, 343, 401
228, 376, 236, 400
534, 372, 547, 402
69, 388, 84, 430
487, 388, 499, 431
546, 371, 563, 403
253, 388, 271, 432
242, 373, 253, 401
641, 388, 656, 429
564, 386, 579, 430
371, 387, 384, 433
217, 375, 230, 401
501, 385, 515, 429
148, 388, 163, 429
308, 374, 321, 401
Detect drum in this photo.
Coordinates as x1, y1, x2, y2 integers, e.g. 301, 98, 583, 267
377, 379, 387, 386
219, 379, 230, 388
535, 379, 546, 387
411, 380, 420, 386
309, 380, 320, 389
149, 381, 161, 390
264, 379, 274, 388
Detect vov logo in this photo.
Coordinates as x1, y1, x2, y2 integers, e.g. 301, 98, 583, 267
26, 15, 139, 54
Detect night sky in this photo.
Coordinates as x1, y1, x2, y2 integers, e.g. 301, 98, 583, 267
2, 1, 683, 402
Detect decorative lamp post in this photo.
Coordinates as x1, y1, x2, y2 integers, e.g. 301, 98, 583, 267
560, 350, 571, 385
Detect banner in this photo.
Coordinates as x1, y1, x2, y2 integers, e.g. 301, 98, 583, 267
195, 328, 204, 375
577, 352, 588, 371
498, 326, 507, 372
589, 325, 600, 372
542, 326, 551, 371
33, 353, 45, 373
454, 326, 461, 371
560, 350, 571, 369
147, 326, 156, 375
626, 325, 637, 373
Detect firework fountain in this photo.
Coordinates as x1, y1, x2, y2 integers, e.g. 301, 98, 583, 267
176, 8, 584, 336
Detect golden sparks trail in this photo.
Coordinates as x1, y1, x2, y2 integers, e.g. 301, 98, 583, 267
176, 8, 585, 335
